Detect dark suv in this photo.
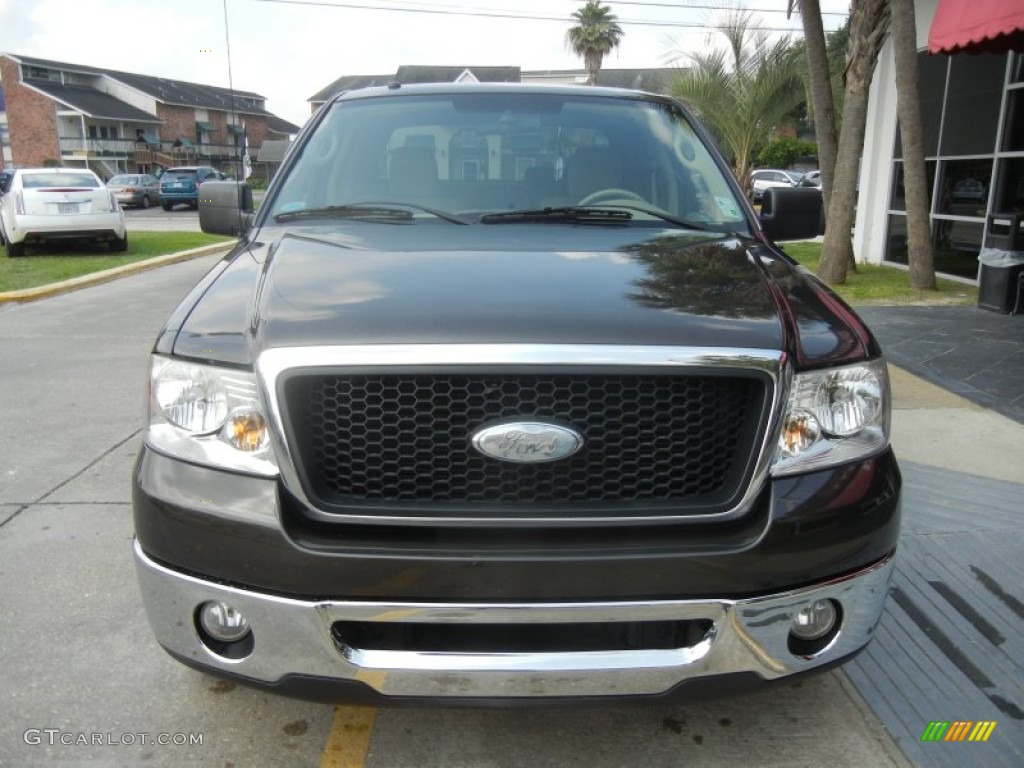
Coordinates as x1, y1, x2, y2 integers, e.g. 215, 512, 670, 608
159, 165, 224, 210
134, 84, 900, 705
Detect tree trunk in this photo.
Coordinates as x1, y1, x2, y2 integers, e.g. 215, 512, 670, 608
586, 52, 602, 85
817, 0, 890, 285
797, 0, 838, 213
890, 0, 936, 290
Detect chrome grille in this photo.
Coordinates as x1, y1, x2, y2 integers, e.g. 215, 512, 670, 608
279, 370, 769, 516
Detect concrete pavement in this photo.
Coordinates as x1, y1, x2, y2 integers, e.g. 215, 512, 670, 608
844, 318, 1023, 767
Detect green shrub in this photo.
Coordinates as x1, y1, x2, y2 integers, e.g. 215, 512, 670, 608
756, 138, 817, 169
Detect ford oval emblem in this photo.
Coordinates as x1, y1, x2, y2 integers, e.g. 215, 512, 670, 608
471, 422, 583, 463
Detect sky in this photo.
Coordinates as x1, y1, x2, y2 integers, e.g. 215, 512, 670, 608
0, 0, 851, 130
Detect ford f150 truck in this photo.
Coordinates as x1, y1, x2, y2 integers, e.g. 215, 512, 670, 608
133, 83, 900, 704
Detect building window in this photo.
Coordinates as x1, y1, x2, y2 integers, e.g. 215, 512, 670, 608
886, 51, 1014, 281
936, 158, 992, 216
895, 53, 947, 159
1002, 90, 1024, 152
994, 157, 1024, 214
25, 66, 59, 82
932, 220, 985, 278
1012, 52, 1024, 83
941, 55, 1004, 155
890, 160, 937, 212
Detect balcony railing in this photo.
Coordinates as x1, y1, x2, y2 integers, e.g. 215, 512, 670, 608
58, 136, 243, 166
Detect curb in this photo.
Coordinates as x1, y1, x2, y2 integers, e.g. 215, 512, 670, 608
0, 241, 235, 304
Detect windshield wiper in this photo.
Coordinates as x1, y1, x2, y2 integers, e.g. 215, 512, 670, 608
479, 207, 632, 224
567, 203, 733, 233
274, 201, 467, 224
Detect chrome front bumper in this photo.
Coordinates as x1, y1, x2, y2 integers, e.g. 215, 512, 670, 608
134, 541, 894, 699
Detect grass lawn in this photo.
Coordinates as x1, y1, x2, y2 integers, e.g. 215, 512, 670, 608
0, 231, 233, 292
781, 241, 978, 306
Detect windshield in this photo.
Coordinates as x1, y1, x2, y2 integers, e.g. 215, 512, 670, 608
268, 92, 746, 229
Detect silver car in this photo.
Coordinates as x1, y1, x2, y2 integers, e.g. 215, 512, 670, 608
749, 169, 802, 203
107, 173, 161, 208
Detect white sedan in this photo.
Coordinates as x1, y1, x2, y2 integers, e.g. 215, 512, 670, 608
0, 168, 127, 257
749, 169, 803, 203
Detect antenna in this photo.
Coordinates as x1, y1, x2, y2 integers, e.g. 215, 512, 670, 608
222, 0, 247, 234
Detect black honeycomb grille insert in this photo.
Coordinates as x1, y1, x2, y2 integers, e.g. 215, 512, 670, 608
282, 372, 767, 512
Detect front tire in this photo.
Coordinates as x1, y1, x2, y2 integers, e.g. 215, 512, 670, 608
162, 201, 173, 211
141, 195, 151, 209
6, 240, 25, 258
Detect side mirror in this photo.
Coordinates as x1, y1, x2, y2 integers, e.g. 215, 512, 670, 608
759, 187, 824, 242
198, 180, 254, 236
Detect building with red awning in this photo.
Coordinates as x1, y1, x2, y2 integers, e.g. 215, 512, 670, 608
854, 0, 1023, 284
928, 0, 1024, 54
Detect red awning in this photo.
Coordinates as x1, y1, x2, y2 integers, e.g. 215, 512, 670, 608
928, 0, 1024, 54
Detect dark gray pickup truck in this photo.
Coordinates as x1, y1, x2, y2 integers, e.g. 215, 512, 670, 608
133, 83, 900, 704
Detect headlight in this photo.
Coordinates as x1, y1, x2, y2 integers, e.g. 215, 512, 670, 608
146, 356, 277, 476
771, 358, 890, 476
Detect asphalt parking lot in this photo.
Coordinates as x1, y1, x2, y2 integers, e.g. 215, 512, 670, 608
0, 246, 1020, 767
121, 203, 203, 232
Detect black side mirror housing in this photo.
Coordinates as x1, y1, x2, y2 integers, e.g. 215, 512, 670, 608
198, 181, 255, 237
759, 187, 824, 242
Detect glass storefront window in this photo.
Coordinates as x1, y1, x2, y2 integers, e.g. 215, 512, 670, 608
895, 53, 947, 159
890, 160, 936, 212
887, 214, 983, 280
936, 158, 993, 217
1002, 90, 1024, 152
933, 219, 984, 279
941, 55, 1004, 155
885, 214, 908, 264
994, 157, 1024, 214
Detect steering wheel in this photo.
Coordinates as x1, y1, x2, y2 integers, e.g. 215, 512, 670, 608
578, 188, 648, 207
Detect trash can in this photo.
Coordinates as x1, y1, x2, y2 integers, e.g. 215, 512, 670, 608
978, 213, 1024, 315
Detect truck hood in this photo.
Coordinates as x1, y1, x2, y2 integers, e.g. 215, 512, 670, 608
171, 224, 872, 367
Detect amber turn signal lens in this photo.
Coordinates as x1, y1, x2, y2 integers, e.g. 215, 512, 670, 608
780, 410, 821, 456
226, 409, 267, 452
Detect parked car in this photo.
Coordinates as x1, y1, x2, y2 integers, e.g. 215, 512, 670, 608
107, 173, 161, 208
0, 168, 14, 198
799, 170, 822, 189
749, 168, 802, 202
951, 177, 986, 203
159, 166, 225, 210
0, 167, 126, 257
134, 83, 898, 705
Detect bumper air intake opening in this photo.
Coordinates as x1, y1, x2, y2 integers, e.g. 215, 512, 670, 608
332, 619, 715, 655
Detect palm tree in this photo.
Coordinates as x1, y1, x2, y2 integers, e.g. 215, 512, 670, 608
566, 1, 624, 85
890, 0, 936, 290
817, 0, 890, 285
795, 0, 838, 213
669, 11, 804, 185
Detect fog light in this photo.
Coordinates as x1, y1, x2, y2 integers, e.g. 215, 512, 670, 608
791, 599, 838, 641
199, 601, 251, 643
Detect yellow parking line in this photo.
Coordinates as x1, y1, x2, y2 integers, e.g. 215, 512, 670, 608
320, 706, 377, 768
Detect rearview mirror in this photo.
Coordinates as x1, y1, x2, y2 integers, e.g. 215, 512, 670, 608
759, 187, 824, 242
198, 181, 254, 236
